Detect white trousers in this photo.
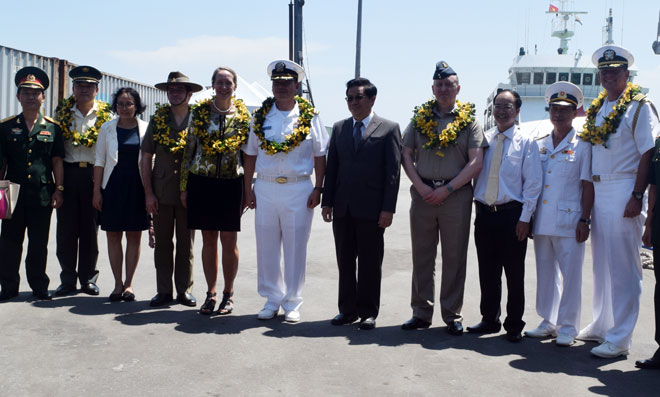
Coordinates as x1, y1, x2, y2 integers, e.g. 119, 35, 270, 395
533, 235, 584, 337
580, 178, 643, 349
254, 179, 314, 312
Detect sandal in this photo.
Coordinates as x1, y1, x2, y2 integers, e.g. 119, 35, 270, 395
217, 292, 234, 315
199, 292, 217, 315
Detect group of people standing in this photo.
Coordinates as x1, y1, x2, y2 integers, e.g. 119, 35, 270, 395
1, 45, 660, 369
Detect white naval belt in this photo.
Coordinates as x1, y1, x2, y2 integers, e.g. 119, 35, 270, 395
591, 173, 635, 182
257, 174, 310, 184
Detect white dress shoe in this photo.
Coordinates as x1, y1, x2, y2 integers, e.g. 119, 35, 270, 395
257, 308, 278, 320
591, 341, 629, 358
555, 334, 575, 346
284, 310, 300, 323
524, 326, 556, 338
576, 332, 605, 343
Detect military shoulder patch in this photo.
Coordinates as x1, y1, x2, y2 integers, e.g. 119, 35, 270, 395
43, 115, 58, 124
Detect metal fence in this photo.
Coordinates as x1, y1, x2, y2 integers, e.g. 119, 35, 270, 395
0, 44, 167, 121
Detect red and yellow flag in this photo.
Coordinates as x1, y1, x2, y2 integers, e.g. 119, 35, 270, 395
549, 4, 559, 12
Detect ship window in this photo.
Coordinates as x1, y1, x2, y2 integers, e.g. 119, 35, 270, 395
558, 72, 569, 81
533, 73, 544, 85
583, 73, 593, 85
546, 72, 557, 84
595, 73, 600, 85
571, 73, 581, 85
516, 72, 531, 84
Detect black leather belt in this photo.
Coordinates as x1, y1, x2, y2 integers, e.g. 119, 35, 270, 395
475, 200, 522, 213
64, 161, 94, 168
421, 177, 448, 188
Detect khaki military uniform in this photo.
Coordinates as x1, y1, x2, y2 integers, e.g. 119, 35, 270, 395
0, 113, 64, 294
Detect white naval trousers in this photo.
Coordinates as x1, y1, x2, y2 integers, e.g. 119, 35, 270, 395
580, 178, 643, 349
533, 235, 584, 337
254, 178, 314, 312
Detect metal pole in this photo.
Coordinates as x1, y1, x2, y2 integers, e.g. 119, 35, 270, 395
288, 1, 294, 61
294, 0, 304, 95
355, 0, 362, 78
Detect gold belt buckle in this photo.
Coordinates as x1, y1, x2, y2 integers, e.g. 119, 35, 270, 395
275, 176, 288, 184
592, 175, 600, 182
79, 162, 87, 168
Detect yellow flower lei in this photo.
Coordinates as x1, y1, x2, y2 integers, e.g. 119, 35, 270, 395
411, 99, 475, 157
191, 97, 250, 156
579, 82, 642, 147
252, 96, 317, 155
55, 96, 112, 147
152, 103, 188, 153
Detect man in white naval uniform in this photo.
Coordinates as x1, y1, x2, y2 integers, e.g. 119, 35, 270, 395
243, 60, 328, 323
578, 45, 660, 358
524, 82, 593, 347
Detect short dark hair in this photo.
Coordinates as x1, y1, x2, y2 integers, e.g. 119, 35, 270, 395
495, 89, 522, 109
346, 77, 377, 98
111, 87, 146, 116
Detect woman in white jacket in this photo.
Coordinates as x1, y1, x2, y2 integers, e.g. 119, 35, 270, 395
93, 87, 149, 302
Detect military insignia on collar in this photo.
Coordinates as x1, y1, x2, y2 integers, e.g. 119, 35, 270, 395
27, 74, 36, 82
39, 131, 51, 136
539, 147, 547, 154
441, 62, 448, 68
558, 91, 567, 98
604, 49, 615, 61
275, 62, 286, 72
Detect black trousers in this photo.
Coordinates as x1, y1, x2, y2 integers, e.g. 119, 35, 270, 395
0, 195, 52, 293
333, 212, 384, 319
474, 203, 527, 333
653, 248, 660, 346
56, 163, 99, 287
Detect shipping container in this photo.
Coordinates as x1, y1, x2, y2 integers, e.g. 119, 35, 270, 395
0, 44, 167, 122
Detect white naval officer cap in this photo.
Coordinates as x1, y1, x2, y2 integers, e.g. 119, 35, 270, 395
267, 60, 305, 83
592, 45, 634, 69
545, 81, 583, 108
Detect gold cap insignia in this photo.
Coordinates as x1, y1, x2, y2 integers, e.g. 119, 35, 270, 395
27, 74, 36, 81
558, 91, 567, 98
604, 49, 615, 61
82, 67, 89, 72
441, 62, 448, 68
169, 77, 177, 82
275, 62, 286, 72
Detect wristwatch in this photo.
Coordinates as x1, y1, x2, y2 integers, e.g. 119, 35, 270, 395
56, 185, 64, 192
632, 191, 644, 200
445, 184, 454, 193
579, 218, 591, 225
314, 186, 324, 193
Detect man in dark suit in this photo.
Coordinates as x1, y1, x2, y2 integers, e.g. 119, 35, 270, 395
321, 77, 402, 330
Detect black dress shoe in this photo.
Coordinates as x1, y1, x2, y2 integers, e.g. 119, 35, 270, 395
331, 313, 359, 326
150, 293, 174, 307
636, 354, 660, 369
33, 290, 52, 301
80, 282, 100, 296
467, 321, 502, 334
447, 321, 464, 336
359, 317, 376, 330
176, 293, 196, 307
506, 332, 524, 343
109, 292, 122, 302
401, 317, 431, 330
0, 290, 19, 302
55, 284, 77, 297
122, 291, 136, 302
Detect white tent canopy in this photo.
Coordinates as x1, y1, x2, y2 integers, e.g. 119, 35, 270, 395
190, 74, 270, 112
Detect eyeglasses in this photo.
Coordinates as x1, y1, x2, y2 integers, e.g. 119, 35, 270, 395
493, 104, 515, 110
345, 95, 366, 103
116, 102, 135, 108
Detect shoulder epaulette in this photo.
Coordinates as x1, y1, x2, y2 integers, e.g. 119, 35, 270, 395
43, 116, 58, 124
0, 116, 15, 124
535, 133, 550, 140
632, 93, 647, 102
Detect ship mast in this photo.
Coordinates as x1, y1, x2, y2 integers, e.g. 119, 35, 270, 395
546, 0, 587, 54
603, 8, 614, 44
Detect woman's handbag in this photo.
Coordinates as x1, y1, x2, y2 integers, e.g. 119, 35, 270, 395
0, 181, 20, 219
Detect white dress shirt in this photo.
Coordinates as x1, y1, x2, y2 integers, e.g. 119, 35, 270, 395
63, 102, 103, 164
243, 101, 328, 176
353, 112, 374, 136
474, 125, 543, 222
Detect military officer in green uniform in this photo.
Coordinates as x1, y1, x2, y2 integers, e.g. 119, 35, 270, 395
0, 66, 65, 301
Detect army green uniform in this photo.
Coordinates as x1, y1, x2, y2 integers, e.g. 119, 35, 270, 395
0, 113, 65, 294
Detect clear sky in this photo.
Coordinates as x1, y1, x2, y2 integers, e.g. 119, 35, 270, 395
1, 0, 658, 128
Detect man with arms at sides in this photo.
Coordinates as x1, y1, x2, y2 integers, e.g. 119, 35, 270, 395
400, 61, 486, 335
468, 89, 542, 342
525, 82, 593, 347
0, 66, 64, 301
54, 66, 110, 297
322, 77, 401, 330
577, 45, 659, 359
243, 60, 328, 323
141, 72, 203, 308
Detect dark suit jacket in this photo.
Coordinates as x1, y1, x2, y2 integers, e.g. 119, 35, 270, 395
322, 114, 402, 220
